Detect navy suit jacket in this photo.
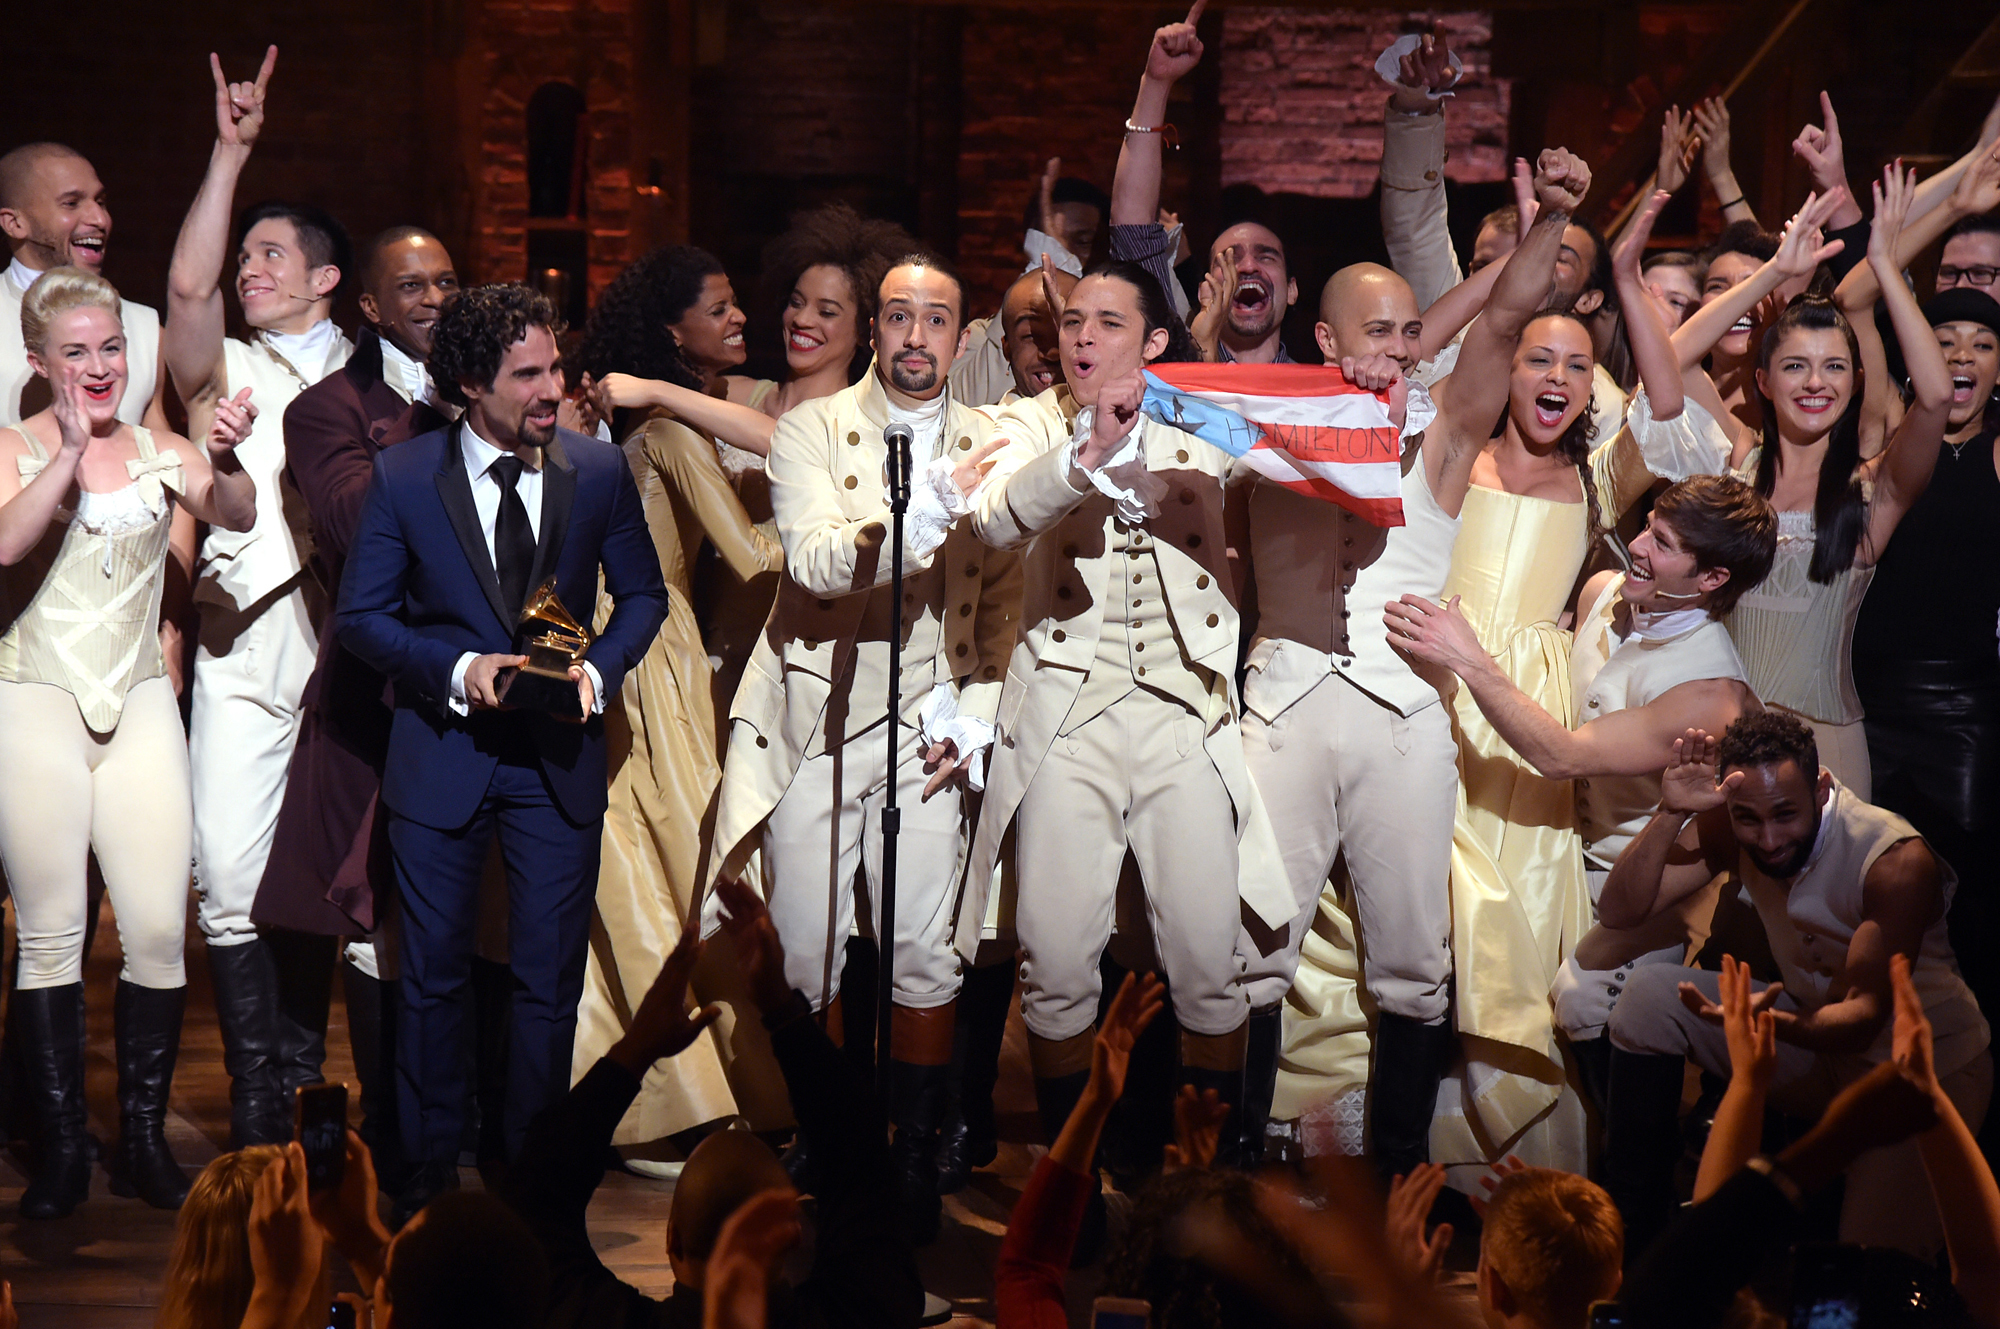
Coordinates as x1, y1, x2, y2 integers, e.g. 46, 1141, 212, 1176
335, 420, 669, 830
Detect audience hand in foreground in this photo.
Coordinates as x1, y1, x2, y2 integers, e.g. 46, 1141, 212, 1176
1385, 1162, 1453, 1286
1469, 1152, 1528, 1219
714, 876, 795, 1017
1779, 1057, 1938, 1195
1089, 971, 1166, 1106
702, 1188, 804, 1329
0, 1280, 14, 1329
1717, 954, 1777, 1091
245, 1144, 325, 1329
1164, 1083, 1230, 1172
1890, 953, 1938, 1098
609, 923, 725, 1075
308, 1130, 391, 1283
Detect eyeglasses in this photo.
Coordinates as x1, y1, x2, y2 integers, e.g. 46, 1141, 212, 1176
1938, 265, 2000, 289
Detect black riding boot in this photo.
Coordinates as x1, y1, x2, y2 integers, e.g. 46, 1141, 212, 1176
1603, 1048, 1690, 1258
108, 981, 191, 1209
267, 929, 337, 1101
207, 939, 289, 1146
938, 961, 1013, 1192
1232, 1005, 1283, 1168
1369, 1012, 1454, 1184
15, 983, 89, 1219
889, 1059, 950, 1246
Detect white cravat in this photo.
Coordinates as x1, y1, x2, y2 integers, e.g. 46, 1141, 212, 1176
446, 419, 604, 715
7, 257, 41, 295
1627, 604, 1712, 643
379, 335, 450, 414
263, 318, 341, 376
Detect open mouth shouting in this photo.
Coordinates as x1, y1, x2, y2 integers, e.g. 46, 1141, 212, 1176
1728, 315, 1754, 336
1532, 389, 1571, 429
1232, 275, 1271, 320
1952, 374, 1978, 407
69, 233, 107, 268
1025, 364, 1056, 393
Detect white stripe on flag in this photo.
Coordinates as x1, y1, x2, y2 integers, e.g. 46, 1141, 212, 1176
1239, 447, 1403, 498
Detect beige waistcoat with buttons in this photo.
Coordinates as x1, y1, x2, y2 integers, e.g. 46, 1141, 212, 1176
705, 373, 1022, 896
954, 386, 1292, 955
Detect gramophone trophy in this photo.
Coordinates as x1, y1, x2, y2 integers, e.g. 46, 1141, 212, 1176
500, 579, 594, 719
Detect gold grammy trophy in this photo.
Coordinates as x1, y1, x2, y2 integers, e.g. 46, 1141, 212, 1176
500, 578, 594, 719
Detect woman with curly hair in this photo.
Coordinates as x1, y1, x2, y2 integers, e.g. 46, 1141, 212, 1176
568, 250, 791, 1157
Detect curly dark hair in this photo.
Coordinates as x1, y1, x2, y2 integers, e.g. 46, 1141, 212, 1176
757, 203, 919, 381
427, 283, 562, 408
1716, 710, 1819, 779
1080, 258, 1203, 364
572, 246, 724, 391
1100, 1168, 1319, 1329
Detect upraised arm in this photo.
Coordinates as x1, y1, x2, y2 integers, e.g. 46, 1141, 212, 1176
1692, 97, 1757, 226
1110, 1, 1205, 228
1597, 730, 1740, 929
1429, 148, 1589, 495
1862, 163, 1954, 562
1379, 20, 1466, 310
166, 46, 277, 418
1613, 189, 1686, 419
1413, 157, 1533, 364
1672, 190, 1847, 372
1791, 92, 1864, 230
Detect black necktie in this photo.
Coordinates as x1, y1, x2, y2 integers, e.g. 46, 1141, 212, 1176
489, 454, 535, 617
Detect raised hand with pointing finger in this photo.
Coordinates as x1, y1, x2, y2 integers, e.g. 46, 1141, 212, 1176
1146, 0, 1207, 86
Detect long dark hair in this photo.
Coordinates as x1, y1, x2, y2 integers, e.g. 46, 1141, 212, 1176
573, 245, 721, 391
1078, 257, 1202, 364
1500, 309, 1603, 535
1753, 297, 1867, 583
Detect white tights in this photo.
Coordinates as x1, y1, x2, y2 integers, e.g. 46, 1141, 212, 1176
0, 676, 191, 989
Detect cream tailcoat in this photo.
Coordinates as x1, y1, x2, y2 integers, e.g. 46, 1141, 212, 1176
705, 373, 1020, 903
954, 386, 1291, 955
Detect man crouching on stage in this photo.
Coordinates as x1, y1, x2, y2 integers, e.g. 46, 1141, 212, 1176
705, 254, 1021, 1244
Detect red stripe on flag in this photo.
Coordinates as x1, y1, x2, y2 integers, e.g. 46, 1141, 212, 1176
1147, 362, 1379, 400
1267, 472, 1405, 524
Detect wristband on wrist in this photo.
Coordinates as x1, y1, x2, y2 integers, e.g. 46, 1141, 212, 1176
1745, 1154, 1805, 1209
1716, 194, 1746, 211
1124, 119, 1181, 149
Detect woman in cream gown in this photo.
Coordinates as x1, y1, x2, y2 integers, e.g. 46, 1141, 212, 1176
569, 256, 791, 1149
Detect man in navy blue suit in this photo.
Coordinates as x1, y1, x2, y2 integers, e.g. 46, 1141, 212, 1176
336, 284, 668, 1220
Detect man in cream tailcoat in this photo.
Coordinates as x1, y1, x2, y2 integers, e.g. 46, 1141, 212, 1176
953, 259, 1294, 1160
707, 256, 1020, 1241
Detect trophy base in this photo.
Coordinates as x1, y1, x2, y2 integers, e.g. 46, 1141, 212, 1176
498, 665, 584, 719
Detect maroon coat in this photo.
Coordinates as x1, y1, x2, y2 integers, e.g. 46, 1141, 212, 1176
252, 331, 447, 935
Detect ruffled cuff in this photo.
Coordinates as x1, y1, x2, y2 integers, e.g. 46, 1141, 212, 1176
1629, 385, 1731, 480
1066, 407, 1167, 523
906, 456, 969, 560
919, 682, 993, 792
1374, 34, 1462, 101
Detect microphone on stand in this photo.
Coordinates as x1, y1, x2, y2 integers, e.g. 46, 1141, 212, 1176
876, 419, 916, 1097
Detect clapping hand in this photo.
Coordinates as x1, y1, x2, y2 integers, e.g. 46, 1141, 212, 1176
1717, 954, 1778, 1089
1192, 244, 1239, 362
49, 369, 94, 457
1470, 1152, 1529, 1218
1692, 97, 1735, 183
1949, 139, 2000, 222
1657, 106, 1699, 195
1770, 190, 1850, 283
1659, 728, 1740, 815
1385, 1162, 1454, 1285
1164, 1082, 1230, 1171
208, 386, 257, 456
714, 875, 794, 1017
211, 46, 278, 149
1867, 159, 1920, 275
609, 925, 724, 1073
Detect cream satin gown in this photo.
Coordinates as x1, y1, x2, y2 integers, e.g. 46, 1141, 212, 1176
571, 410, 793, 1142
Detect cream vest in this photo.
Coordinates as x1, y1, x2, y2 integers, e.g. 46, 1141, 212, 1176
0, 277, 161, 428
1571, 580, 1751, 871
1065, 512, 1217, 733
1244, 439, 1460, 722
0, 423, 180, 730
1741, 781, 1989, 1076
197, 329, 351, 610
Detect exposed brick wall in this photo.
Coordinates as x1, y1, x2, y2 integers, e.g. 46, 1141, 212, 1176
1219, 9, 1510, 199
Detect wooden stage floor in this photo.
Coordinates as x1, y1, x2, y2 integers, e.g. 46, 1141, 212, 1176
0, 904, 1081, 1328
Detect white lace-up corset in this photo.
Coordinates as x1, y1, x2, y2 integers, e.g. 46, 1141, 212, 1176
0, 424, 181, 731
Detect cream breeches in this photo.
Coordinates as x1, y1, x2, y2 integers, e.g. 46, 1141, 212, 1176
0, 676, 192, 989
189, 582, 317, 945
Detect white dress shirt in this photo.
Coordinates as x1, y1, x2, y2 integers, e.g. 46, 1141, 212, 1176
447, 419, 605, 715
6, 257, 38, 295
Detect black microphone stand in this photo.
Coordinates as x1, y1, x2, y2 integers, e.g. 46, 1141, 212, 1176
876, 421, 915, 1101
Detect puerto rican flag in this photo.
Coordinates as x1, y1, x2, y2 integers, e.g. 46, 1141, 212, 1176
1141, 364, 1406, 526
